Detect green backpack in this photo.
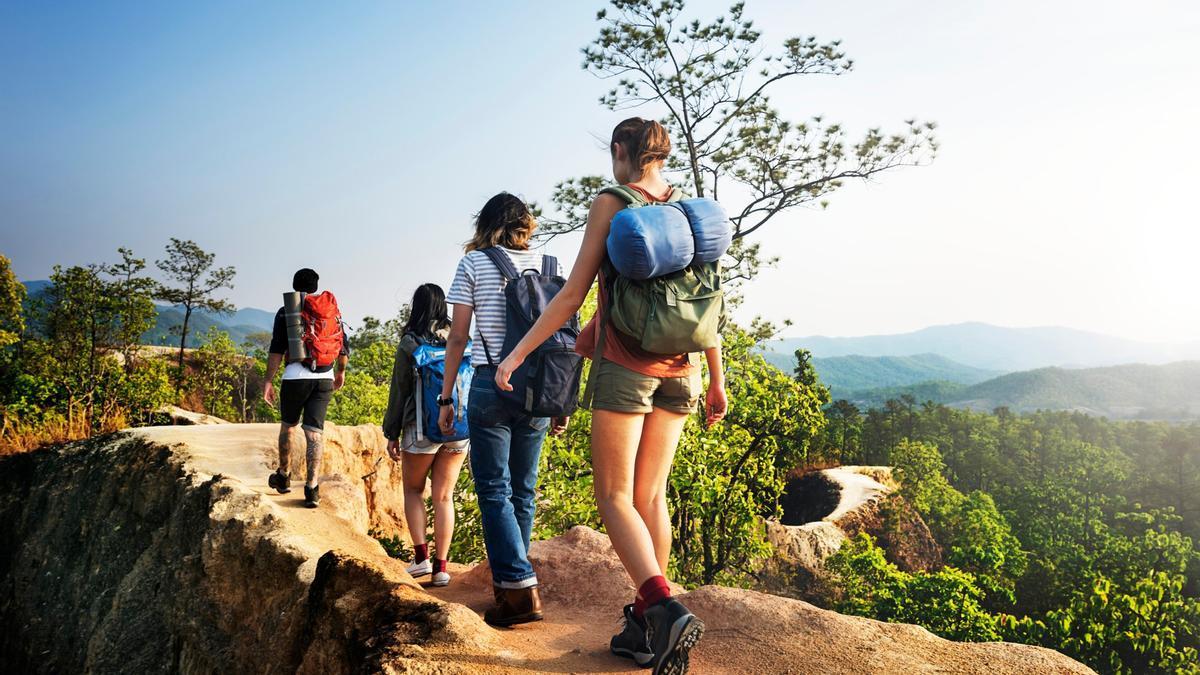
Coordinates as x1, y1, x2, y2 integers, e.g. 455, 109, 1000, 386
583, 185, 726, 406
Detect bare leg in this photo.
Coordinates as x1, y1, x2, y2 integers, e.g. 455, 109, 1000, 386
430, 448, 468, 560
303, 428, 323, 488
632, 407, 688, 576
401, 451, 438, 546
592, 409, 662, 586
277, 423, 294, 474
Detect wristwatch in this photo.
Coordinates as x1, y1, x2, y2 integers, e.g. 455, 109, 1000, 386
436, 396, 454, 407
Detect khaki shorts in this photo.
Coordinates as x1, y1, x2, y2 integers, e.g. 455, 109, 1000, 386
590, 359, 702, 415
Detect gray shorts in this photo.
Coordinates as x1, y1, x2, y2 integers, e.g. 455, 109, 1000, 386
402, 424, 469, 455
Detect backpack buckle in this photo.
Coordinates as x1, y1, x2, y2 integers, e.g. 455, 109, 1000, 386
665, 285, 677, 307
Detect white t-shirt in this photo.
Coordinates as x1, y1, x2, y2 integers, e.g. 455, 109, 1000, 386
446, 247, 563, 367
282, 361, 333, 381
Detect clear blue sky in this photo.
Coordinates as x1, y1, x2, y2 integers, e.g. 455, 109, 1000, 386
3, 1, 1198, 342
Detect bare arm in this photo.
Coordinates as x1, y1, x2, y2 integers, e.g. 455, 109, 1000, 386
495, 193, 624, 391
438, 304, 473, 433
263, 352, 284, 404
704, 343, 728, 427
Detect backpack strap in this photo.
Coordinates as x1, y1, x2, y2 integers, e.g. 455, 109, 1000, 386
541, 255, 558, 277
600, 185, 647, 206
480, 246, 520, 281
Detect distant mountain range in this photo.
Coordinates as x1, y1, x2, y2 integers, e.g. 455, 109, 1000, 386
22, 280, 276, 348
846, 361, 1200, 421
763, 352, 1001, 397
764, 322, 1200, 372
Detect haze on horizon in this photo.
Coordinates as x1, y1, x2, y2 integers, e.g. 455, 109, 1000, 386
2, 1, 1198, 344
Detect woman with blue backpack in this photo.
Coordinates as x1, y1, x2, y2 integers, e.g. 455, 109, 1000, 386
439, 193, 572, 627
494, 117, 729, 675
382, 283, 471, 588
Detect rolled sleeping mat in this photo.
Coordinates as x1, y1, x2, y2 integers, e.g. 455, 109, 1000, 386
282, 291, 308, 362
606, 197, 733, 280
606, 204, 695, 280
675, 198, 733, 267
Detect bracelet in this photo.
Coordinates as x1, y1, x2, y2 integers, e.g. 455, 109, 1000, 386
436, 396, 454, 407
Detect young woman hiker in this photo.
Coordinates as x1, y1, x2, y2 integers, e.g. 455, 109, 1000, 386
382, 283, 469, 587
438, 193, 569, 627
494, 117, 727, 674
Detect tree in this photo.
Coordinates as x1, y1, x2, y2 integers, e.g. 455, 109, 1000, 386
101, 247, 158, 372
155, 238, 235, 388
541, 0, 937, 280
0, 254, 25, 369
194, 327, 242, 420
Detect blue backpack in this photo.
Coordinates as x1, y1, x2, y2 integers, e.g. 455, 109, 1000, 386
479, 248, 583, 417
411, 336, 473, 443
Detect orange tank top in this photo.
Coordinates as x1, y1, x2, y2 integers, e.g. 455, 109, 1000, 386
574, 184, 699, 378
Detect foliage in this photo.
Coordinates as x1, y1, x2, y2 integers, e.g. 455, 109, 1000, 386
154, 238, 236, 383
371, 528, 413, 561
827, 533, 1001, 642
102, 247, 158, 370
0, 254, 25, 353
194, 327, 243, 421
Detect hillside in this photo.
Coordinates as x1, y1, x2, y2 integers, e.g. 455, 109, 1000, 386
845, 361, 1200, 420
764, 322, 1200, 371
22, 280, 275, 348
0, 424, 1093, 673
766, 353, 1001, 396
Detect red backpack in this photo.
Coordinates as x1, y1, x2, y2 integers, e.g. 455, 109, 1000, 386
300, 291, 344, 369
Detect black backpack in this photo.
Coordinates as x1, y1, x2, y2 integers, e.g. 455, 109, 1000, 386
479, 248, 583, 417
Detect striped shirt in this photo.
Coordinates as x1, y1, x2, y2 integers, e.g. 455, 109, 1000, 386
446, 247, 564, 367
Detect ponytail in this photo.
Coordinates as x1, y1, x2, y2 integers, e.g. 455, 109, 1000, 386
611, 117, 671, 168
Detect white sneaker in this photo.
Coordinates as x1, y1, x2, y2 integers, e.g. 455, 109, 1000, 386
406, 559, 432, 577
431, 570, 450, 587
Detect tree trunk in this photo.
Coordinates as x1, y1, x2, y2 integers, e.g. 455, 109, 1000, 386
176, 307, 191, 393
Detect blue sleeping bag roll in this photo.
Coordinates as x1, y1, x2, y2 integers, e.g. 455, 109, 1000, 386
675, 199, 733, 267
607, 198, 733, 280
607, 205, 695, 280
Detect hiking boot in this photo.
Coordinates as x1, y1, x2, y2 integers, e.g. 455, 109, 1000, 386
644, 598, 704, 675
268, 471, 291, 494
303, 485, 320, 508
406, 558, 432, 578
484, 585, 544, 627
611, 603, 654, 667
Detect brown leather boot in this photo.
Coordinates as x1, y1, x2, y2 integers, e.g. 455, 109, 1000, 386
484, 585, 544, 627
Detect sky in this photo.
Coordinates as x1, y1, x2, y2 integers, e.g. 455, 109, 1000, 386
3, 1, 1198, 343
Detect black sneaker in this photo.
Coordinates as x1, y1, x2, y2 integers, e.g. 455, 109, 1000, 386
611, 604, 654, 667
643, 598, 704, 675
304, 485, 320, 508
268, 471, 291, 494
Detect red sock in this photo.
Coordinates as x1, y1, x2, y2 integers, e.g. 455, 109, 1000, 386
414, 543, 429, 563
633, 575, 672, 619
433, 558, 447, 574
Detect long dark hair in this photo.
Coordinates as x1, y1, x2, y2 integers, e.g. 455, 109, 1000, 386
404, 283, 450, 339
465, 192, 537, 252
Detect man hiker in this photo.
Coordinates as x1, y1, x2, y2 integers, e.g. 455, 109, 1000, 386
263, 268, 349, 507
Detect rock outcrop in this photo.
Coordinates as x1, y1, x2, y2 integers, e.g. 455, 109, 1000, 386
760, 466, 942, 599
0, 425, 1093, 674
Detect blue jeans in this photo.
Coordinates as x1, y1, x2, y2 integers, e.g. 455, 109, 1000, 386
467, 368, 550, 588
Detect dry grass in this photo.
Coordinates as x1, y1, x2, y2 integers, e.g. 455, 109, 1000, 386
0, 410, 127, 457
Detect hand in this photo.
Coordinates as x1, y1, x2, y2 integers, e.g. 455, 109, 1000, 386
550, 415, 570, 437
705, 381, 728, 428
386, 438, 401, 461
263, 381, 276, 405
494, 354, 523, 392
438, 404, 456, 435
333, 370, 345, 391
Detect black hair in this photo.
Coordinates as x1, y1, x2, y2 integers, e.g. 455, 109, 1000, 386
404, 283, 450, 339
293, 268, 319, 293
